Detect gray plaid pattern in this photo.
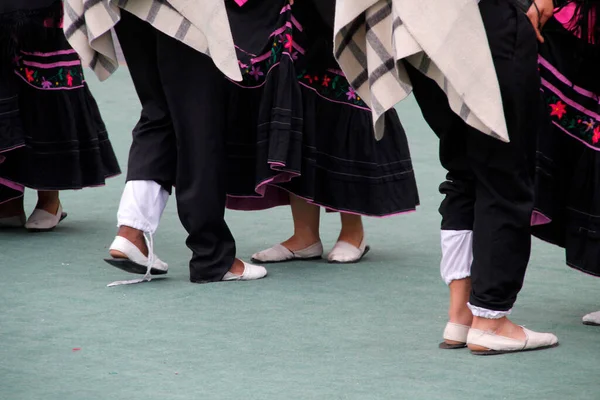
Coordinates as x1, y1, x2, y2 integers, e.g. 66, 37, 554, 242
63, 0, 241, 82
334, 0, 510, 142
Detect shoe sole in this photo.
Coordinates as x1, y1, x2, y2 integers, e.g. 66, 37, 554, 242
470, 342, 559, 356
26, 212, 68, 232
439, 341, 467, 350
582, 321, 600, 326
328, 246, 371, 264
103, 258, 168, 275
250, 255, 322, 264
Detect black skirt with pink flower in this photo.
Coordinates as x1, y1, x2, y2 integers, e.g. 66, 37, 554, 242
0, 1, 120, 205
532, 9, 600, 276
223, 0, 419, 217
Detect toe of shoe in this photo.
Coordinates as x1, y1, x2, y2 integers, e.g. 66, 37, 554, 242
525, 330, 559, 348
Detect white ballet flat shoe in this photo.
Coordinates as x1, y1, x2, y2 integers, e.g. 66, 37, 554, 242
25, 205, 67, 232
467, 327, 559, 356
104, 236, 168, 276
439, 322, 470, 349
327, 238, 370, 264
0, 214, 26, 228
251, 241, 323, 264
222, 261, 268, 281
582, 311, 600, 326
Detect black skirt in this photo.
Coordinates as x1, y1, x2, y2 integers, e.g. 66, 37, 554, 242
0, 6, 120, 204
223, 0, 419, 217
532, 15, 600, 276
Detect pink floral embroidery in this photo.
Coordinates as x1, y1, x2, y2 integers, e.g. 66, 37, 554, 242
550, 101, 567, 119
593, 127, 600, 144
249, 66, 264, 81
238, 60, 248, 69
346, 87, 357, 100
581, 119, 595, 132
41, 77, 52, 89
284, 34, 293, 51
66, 72, 73, 87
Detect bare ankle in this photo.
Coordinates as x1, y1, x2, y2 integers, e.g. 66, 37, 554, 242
283, 233, 320, 251
449, 308, 473, 326
471, 317, 526, 340
229, 259, 245, 275
117, 225, 144, 239
115, 226, 148, 256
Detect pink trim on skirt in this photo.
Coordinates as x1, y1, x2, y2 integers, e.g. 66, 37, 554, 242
226, 161, 418, 218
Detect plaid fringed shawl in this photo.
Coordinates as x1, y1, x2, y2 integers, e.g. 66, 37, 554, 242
64, 0, 528, 143
333, 0, 512, 142
62, 0, 242, 82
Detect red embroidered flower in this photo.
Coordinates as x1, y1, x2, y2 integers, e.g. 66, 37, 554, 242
66, 72, 73, 87
322, 76, 331, 87
284, 34, 293, 51
304, 74, 313, 84
549, 101, 567, 119
593, 126, 600, 144
25, 68, 34, 82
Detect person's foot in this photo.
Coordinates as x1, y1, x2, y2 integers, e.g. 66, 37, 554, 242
35, 190, 60, 215
109, 226, 148, 259
336, 230, 363, 249
440, 278, 472, 348
467, 317, 558, 355
251, 234, 323, 264
222, 258, 267, 281
251, 241, 323, 264
470, 317, 526, 341
105, 226, 168, 275
582, 310, 600, 326
441, 307, 473, 348
329, 214, 369, 263
281, 233, 321, 253
327, 237, 370, 263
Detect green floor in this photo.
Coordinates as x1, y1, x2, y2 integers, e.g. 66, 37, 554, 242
1, 70, 598, 400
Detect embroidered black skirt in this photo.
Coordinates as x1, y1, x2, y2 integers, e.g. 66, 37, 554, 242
532, 15, 600, 276
0, 3, 120, 204
223, 0, 419, 217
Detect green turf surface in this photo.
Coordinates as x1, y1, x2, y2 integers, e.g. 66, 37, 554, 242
1, 69, 598, 400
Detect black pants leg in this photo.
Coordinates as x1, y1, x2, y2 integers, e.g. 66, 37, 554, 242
114, 12, 176, 192
155, 32, 236, 283
408, 0, 539, 312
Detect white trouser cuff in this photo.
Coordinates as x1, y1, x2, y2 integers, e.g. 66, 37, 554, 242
467, 303, 512, 319
440, 230, 473, 285
117, 180, 169, 235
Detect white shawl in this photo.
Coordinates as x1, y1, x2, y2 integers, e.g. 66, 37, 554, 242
334, 0, 509, 142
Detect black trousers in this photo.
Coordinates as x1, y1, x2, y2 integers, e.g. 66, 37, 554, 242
114, 13, 176, 192
115, 13, 236, 283
406, 0, 539, 311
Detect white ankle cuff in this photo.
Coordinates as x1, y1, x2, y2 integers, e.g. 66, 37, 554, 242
468, 303, 512, 319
